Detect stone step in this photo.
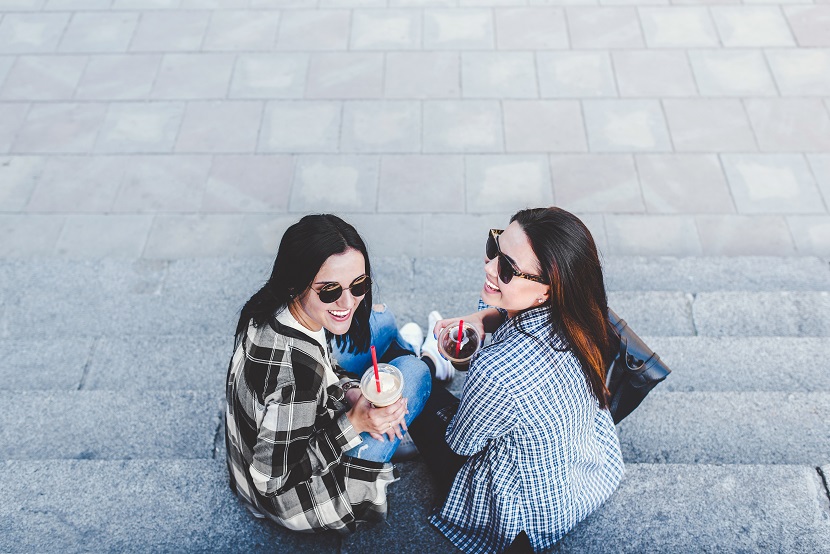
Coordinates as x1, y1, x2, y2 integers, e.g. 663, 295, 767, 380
616, 392, 830, 465
2, 460, 827, 554
0, 391, 221, 460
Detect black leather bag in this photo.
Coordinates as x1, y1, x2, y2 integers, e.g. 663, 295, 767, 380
605, 308, 671, 424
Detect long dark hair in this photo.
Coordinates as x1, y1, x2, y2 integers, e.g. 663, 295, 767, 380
234, 214, 373, 354
512, 207, 611, 409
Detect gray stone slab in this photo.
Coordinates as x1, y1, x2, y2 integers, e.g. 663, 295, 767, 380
13, 102, 107, 154
688, 50, 777, 97
537, 52, 617, 98
377, 155, 465, 213
696, 215, 797, 256
766, 49, 830, 97
583, 100, 672, 153
290, 155, 380, 212
465, 155, 553, 213
305, 53, 384, 99
175, 101, 263, 154
644, 336, 830, 393
604, 215, 703, 256
503, 100, 587, 153
694, 291, 830, 336
259, 101, 341, 153
151, 53, 235, 100
617, 392, 830, 464
613, 50, 697, 97
74, 54, 160, 100
340, 102, 421, 153
350, 9, 421, 50
202, 154, 293, 213
0, 214, 64, 257
567, 7, 644, 49
711, 6, 796, 47
423, 8, 494, 49
0, 338, 94, 390
789, 216, 830, 258
58, 12, 137, 52
558, 464, 830, 553
54, 214, 153, 258
0, 54, 86, 100
636, 154, 734, 214
112, 154, 212, 213
230, 53, 308, 99
202, 9, 281, 51
745, 99, 830, 153
607, 291, 695, 336
129, 10, 210, 52
27, 155, 126, 212
638, 6, 720, 47
785, 5, 830, 47
663, 98, 758, 153
95, 102, 185, 154
461, 52, 538, 99
277, 9, 350, 51
550, 154, 643, 213
85, 335, 230, 392
495, 7, 569, 50
0, 459, 340, 553
0, 104, 26, 153
0, 155, 44, 211
422, 101, 504, 153
0, 13, 69, 53
0, 391, 220, 459
384, 52, 460, 99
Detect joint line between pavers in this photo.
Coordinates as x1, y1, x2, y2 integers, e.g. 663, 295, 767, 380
77, 336, 101, 391
816, 467, 830, 514
688, 292, 699, 337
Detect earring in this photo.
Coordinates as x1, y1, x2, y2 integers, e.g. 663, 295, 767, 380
538, 298, 544, 304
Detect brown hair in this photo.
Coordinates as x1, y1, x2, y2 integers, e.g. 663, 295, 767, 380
512, 207, 611, 409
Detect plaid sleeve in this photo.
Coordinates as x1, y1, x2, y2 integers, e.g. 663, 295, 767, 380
445, 364, 517, 456
249, 383, 362, 497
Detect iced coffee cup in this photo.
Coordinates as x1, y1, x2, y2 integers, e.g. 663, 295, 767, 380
360, 363, 404, 407
438, 322, 482, 371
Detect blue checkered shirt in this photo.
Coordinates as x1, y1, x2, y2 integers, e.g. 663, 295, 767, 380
430, 305, 624, 553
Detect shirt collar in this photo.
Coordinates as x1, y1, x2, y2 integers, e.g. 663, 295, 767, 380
275, 307, 328, 350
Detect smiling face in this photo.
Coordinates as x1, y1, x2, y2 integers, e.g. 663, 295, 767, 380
290, 248, 368, 335
481, 221, 550, 317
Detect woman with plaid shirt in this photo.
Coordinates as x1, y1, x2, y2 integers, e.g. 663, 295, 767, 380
225, 214, 431, 534
410, 207, 624, 553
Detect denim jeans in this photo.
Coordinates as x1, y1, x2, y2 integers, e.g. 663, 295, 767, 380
334, 305, 431, 463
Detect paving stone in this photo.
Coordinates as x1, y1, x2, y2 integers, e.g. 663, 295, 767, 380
710, 6, 796, 47
0, 390, 220, 459
229, 53, 308, 99
0, 459, 341, 553
645, 336, 830, 393
26, 156, 127, 212
502, 100, 586, 153
377, 155, 465, 213
130, 10, 210, 52
696, 215, 796, 256
306, 53, 383, 99
606, 291, 695, 335
340, 101, 421, 153
0, 13, 69, 53
202, 10, 281, 51
766, 49, 830, 96
694, 291, 830, 336
788, 216, 830, 257
567, 7, 645, 49
152, 53, 236, 99
74, 54, 161, 100
605, 215, 702, 256
808, 154, 830, 209
636, 154, 733, 214
384, 52, 460, 99
259, 101, 341, 153
745, 99, 830, 153
537, 51, 617, 98
58, 12, 137, 52
613, 50, 697, 97
0, 104, 26, 153
0, 56, 12, 87
13, 102, 107, 154
550, 154, 642, 213
276, 9, 351, 51
55, 214, 153, 258
95, 102, 184, 154
0, 338, 94, 390
423, 8, 494, 49
0, 215, 64, 257
784, 5, 830, 47
638, 6, 720, 47
46, 0, 120, 7
0, 54, 86, 100
721, 154, 825, 214
558, 464, 830, 553
465, 155, 553, 213
350, 9, 421, 50
112, 155, 212, 212
618, 392, 830, 464
461, 52, 538, 99
175, 101, 263, 154
663, 99, 758, 152
422, 213, 514, 257
114, 0, 181, 7
85, 335, 229, 391
0, 156, 44, 212
583, 100, 672, 153
494, 7, 569, 49
688, 50, 777, 97
343, 213, 425, 257
202, 154, 294, 212
422, 101, 504, 153
290, 155, 379, 212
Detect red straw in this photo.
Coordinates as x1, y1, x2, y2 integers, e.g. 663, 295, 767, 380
370, 345, 381, 393
455, 320, 464, 356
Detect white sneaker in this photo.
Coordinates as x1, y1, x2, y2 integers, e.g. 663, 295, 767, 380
399, 322, 424, 357
421, 311, 455, 382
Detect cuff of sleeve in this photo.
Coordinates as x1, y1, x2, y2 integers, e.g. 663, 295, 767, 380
332, 411, 363, 452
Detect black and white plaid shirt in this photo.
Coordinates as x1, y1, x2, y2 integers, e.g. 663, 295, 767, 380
225, 317, 398, 534
431, 305, 625, 553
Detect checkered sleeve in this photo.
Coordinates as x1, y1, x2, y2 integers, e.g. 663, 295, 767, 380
249, 383, 362, 497
446, 363, 517, 456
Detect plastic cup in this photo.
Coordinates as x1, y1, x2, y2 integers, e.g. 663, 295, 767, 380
360, 363, 404, 407
437, 322, 482, 371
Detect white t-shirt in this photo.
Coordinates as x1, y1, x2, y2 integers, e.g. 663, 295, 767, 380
275, 307, 340, 388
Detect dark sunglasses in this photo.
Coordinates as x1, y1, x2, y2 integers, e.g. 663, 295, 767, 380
313, 274, 371, 304
486, 229, 548, 285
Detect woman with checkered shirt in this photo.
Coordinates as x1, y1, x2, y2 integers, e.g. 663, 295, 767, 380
224, 214, 431, 534
409, 207, 624, 553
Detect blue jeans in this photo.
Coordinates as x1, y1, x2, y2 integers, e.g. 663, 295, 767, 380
334, 306, 431, 463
